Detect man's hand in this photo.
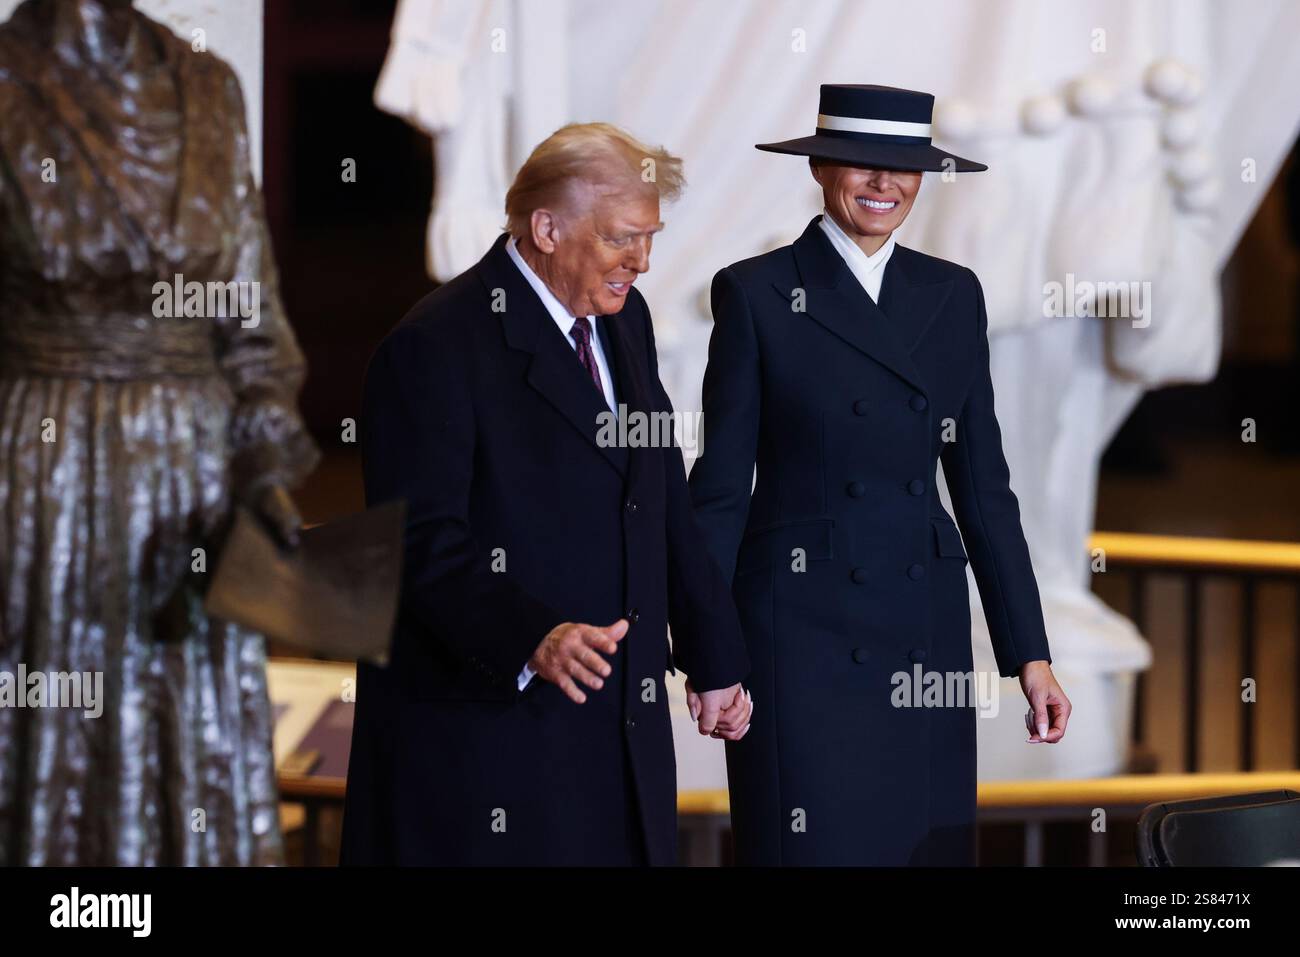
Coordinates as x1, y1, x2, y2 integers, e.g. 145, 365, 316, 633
685, 680, 752, 741
529, 619, 628, 704
1019, 660, 1071, 743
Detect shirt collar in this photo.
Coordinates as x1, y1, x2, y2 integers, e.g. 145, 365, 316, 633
505, 235, 594, 334
818, 209, 896, 278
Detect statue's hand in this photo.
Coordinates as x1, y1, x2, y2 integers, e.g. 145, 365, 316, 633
250, 483, 302, 550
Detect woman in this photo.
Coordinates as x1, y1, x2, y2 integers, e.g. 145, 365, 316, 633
688, 84, 1071, 865
0, 0, 316, 864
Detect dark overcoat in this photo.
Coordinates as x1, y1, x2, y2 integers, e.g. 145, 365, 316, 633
688, 216, 1052, 865
341, 234, 748, 865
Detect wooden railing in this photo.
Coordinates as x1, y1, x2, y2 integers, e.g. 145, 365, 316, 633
277, 531, 1300, 864
1090, 531, 1300, 772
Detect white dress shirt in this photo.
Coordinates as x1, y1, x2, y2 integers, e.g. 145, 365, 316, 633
818, 210, 896, 304
506, 236, 618, 411
505, 235, 618, 689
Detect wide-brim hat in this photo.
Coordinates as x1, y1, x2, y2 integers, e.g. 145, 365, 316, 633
756, 84, 987, 172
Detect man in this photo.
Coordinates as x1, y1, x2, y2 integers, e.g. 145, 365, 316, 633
341, 122, 751, 866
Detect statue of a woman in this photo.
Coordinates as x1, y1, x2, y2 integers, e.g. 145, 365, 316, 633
0, 0, 317, 864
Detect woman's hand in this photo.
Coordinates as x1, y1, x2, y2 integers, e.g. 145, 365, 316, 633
1018, 660, 1070, 743
686, 679, 752, 741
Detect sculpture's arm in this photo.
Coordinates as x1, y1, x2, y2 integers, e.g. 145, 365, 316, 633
211, 64, 319, 500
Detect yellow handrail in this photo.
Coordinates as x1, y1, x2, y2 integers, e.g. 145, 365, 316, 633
1088, 532, 1300, 573
676, 772, 1300, 815
304, 524, 1300, 572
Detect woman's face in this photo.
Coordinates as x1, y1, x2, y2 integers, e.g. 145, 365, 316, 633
811, 161, 922, 243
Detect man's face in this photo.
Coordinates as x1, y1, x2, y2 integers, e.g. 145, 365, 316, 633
812, 162, 922, 242
547, 185, 663, 317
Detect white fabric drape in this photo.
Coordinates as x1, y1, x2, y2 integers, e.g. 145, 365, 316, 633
374, 0, 1300, 782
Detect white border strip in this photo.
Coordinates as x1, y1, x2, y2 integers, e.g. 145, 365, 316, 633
817, 113, 932, 138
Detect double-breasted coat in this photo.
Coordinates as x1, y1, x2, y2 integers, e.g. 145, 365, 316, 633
688, 216, 1052, 865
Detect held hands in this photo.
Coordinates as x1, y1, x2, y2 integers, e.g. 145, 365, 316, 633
685, 680, 752, 741
1018, 660, 1071, 744
529, 619, 629, 704
525, 619, 753, 739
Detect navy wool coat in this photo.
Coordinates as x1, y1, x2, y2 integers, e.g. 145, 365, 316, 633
688, 216, 1052, 865
341, 234, 748, 866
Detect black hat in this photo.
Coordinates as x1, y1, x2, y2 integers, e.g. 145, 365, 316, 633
756, 84, 987, 172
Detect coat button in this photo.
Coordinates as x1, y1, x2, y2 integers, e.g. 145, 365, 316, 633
625, 499, 638, 514
853, 399, 869, 416
907, 563, 925, 581
910, 394, 928, 412
847, 481, 866, 498
851, 648, 869, 664
851, 567, 868, 584
626, 717, 637, 728
907, 479, 925, 496
626, 608, 640, 624
909, 648, 928, 663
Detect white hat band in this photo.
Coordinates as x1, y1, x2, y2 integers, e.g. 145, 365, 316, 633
816, 113, 932, 138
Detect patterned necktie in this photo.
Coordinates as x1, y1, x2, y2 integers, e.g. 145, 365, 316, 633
569, 317, 605, 397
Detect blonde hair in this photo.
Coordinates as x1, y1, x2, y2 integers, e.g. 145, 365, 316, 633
505, 122, 685, 238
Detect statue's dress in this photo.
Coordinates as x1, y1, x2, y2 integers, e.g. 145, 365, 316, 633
0, 1, 317, 864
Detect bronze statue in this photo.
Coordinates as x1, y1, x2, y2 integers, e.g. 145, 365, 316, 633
0, 0, 317, 864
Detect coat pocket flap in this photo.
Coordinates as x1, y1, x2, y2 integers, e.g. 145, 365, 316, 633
736, 518, 834, 576
931, 517, 968, 560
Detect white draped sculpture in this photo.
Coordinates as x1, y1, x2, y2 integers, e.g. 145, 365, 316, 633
374, 0, 1300, 786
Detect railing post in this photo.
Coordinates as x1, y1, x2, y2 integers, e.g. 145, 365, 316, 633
1130, 571, 1147, 747
1023, 819, 1044, 867
1185, 574, 1201, 773
1240, 577, 1256, 772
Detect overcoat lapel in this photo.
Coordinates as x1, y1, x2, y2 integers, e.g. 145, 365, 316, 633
877, 242, 955, 356
776, 217, 952, 395
476, 235, 629, 477
602, 309, 657, 486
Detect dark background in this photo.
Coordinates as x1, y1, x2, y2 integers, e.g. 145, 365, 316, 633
264, 0, 429, 518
